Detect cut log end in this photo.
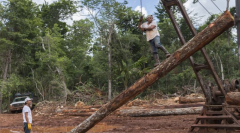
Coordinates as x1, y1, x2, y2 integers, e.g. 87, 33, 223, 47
226, 92, 240, 105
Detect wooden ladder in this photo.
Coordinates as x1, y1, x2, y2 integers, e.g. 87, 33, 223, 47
189, 104, 240, 132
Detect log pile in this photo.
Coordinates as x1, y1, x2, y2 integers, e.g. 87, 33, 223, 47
34, 101, 60, 116
60, 100, 204, 116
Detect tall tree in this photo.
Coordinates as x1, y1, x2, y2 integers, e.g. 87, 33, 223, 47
34, 25, 71, 102
41, 0, 77, 35
64, 19, 94, 90
0, 0, 41, 113
81, 0, 122, 100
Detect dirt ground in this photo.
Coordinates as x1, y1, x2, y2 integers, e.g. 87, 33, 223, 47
0, 112, 197, 133
0, 95, 238, 133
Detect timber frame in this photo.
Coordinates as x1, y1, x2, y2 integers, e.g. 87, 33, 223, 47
161, 0, 225, 102
161, 0, 240, 132
236, 0, 240, 75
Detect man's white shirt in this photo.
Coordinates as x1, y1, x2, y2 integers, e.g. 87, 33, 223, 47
141, 21, 160, 41
22, 105, 32, 123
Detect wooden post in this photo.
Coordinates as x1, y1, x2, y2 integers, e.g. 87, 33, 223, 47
236, 0, 240, 76
69, 11, 234, 133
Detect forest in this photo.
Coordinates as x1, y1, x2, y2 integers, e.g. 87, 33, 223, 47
0, 0, 238, 112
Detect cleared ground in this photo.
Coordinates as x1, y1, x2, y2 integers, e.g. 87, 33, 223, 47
1, 96, 238, 133
0, 113, 197, 133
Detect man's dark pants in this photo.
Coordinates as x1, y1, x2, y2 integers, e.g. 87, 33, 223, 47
23, 122, 31, 133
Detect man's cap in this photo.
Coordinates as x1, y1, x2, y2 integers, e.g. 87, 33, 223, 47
146, 15, 153, 19
25, 97, 32, 103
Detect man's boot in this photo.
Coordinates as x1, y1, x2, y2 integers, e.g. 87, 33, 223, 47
153, 54, 160, 67
159, 46, 171, 58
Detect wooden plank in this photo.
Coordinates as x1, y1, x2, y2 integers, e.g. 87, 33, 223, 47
191, 124, 240, 128
196, 116, 232, 119
68, 11, 234, 133
205, 111, 223, 115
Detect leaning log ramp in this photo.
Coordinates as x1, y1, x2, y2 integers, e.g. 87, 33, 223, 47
69, 11, 234, 133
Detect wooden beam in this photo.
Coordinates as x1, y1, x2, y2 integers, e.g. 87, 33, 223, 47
68, 11, 234, 133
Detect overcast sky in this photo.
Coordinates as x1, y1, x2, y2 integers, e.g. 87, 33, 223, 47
32, 0, 236, 26
0, 0, 237, 26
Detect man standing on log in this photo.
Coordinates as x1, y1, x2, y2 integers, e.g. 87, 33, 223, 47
138, 15, 171, 67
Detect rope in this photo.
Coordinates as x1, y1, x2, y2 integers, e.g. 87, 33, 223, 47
139, 0, 147, 71
140, 0, 142, 16
226, 0, 230, 11
211, 0, 222, 12
198, 0, 212, 16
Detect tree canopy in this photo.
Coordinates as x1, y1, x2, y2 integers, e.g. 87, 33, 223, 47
0, 0, 238, 112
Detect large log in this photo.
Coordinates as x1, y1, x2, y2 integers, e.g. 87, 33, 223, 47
117, 107, 202, 117
179, 97, 205, 104
156, 103, 204, 109
69, 11, 234, 133
226, 92, 240, 105
124, 103, 204, 109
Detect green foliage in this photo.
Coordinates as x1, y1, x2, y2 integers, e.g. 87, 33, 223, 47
0, 0, 238, 112
41, 0, 78, 35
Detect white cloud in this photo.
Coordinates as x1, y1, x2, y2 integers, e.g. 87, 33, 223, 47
32, 0, 89, 26
134, 6, 148, 16
63, 8, 90, 25
184, 0, 235, 25
32, 0, 57, 5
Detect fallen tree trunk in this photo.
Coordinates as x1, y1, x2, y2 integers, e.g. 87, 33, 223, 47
179, 97, 205, 104
117, 107, 202, 117
69, 11, 234, 133
226, 92, 240, 105
124, 103, 204, 110
155, 103, 204, 109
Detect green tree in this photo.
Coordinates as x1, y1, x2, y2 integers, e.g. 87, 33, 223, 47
81, 0, 122, 100
82, 0, 153, 99
0, 0, 41, 113
64, 19, 94, 90
33, 25, 71, 103
41, 0, 78, 35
